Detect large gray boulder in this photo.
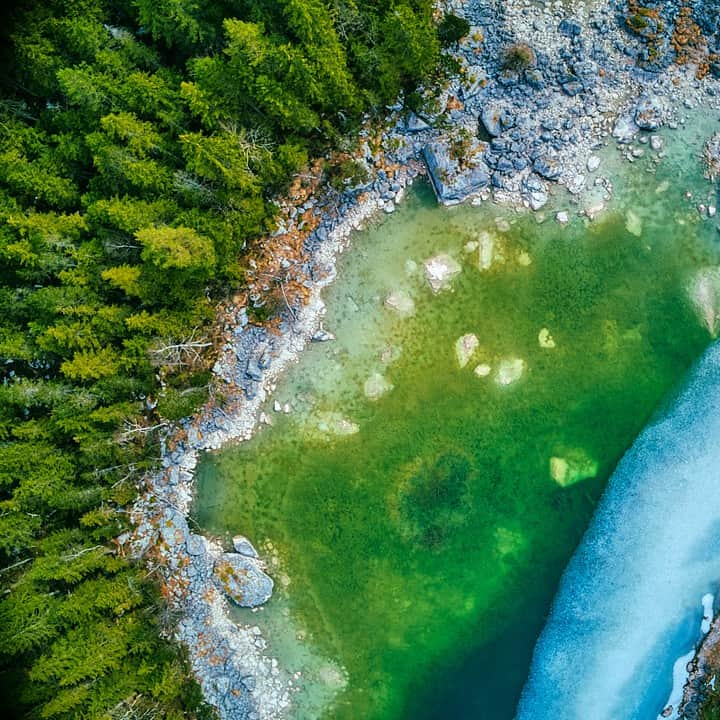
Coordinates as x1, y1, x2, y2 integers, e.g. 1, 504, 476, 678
612, 113, 639, 143
423, 140, 490, 205
522, 174, 548, 210
214, 552, 273, 607
634, 95, 665, 130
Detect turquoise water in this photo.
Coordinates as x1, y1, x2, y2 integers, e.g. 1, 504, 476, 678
196, 117, 720, 719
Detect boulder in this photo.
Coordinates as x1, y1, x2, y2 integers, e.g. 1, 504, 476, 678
215, 553, 273, 607
232, 535, 259, 558
634, 95, 665, 130
587, 155, 601, 172
558, 18, 583, 37
549, 449, 598, 487
481, 107, 504, 137
312, 328, 336, 342
405, 112, 430, 133
689, 267, 720, 336
532, 156, 562, 180
423, 140, 490, 204
612, 114, 639, 144
522, 174, 549, 211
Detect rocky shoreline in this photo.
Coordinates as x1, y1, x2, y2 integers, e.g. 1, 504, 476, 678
127, 1, 720, 719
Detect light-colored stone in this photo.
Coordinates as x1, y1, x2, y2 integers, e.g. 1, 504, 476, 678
363, 372, 394, 400
424, 253, 462, 293
455, 333, 479, 368
384, 290, 415, 316
625, 209, 643, 237
495, 357, 526, 386
538, 328, 556, 348
474, 363, 492, 377
549, 450, 599, 487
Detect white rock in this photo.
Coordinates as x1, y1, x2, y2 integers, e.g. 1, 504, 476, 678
478, 231, 495, 270
495, 357, 526, 386
709, 205, 717, 218
363, 372, 393, 400
587, 155, 601, 172
455, 333, 479, 368
650, 135, 664, 152
566, 174, 586, 195
474, 363, 492, 377
423, 253, 461, 293
538, 328, 556, 348
625, 210, 643, 237
556, 211, 569, 225
384, 290, 415, 316
585, 201, 605, 220
464, 240, 479, 253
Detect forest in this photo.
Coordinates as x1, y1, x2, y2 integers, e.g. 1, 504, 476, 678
0, 0, 454, 717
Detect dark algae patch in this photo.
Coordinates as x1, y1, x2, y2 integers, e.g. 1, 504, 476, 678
196, 124, 720, 720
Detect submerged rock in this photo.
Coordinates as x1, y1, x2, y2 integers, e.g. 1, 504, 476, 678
478, 231, 496, 270
215, 553, 273, 608
690, 267, 720, 336
549, 450, 598, 487
315, 411, 360, 436
538, 328, 556, 348
455, 333, 479, 368
496, 357, 526, 386
474, 363, 492, 377
364, 372, 393, 400
625, 210, 643, 237
384, 290, 415, 316
424, 253, 462, 293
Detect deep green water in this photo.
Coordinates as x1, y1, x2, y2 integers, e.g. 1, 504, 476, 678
196, 119, 720, 720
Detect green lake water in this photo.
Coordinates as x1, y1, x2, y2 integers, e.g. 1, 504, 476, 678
195, 116, 720, 720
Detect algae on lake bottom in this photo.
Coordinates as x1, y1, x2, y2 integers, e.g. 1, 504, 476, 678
196, 117, 720, 720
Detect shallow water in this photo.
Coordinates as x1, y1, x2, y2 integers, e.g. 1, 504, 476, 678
196, 116, 720, 719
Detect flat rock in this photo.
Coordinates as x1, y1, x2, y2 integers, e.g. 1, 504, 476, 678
424, 253, 461, 293
215, 553, 273, 608
587, 155, 601, 172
